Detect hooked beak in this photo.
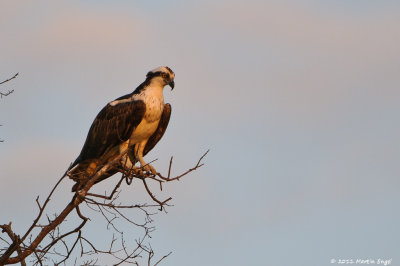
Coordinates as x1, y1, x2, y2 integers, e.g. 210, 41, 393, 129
169, 80, 175, 90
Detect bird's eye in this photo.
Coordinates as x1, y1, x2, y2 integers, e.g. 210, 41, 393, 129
161, 73, 167, 78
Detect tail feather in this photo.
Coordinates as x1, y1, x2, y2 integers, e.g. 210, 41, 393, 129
69, 161, 119, 192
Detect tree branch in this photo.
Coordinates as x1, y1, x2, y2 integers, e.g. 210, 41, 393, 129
0, 149, 208, 265
0, 73, 18, 85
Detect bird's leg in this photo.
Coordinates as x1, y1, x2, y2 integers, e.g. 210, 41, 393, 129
118, 142, 141, 176
120, 153, 135, 172
135, 142, 157, 175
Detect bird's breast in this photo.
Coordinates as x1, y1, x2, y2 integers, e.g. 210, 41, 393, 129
133, 89, 164, 123
130, 119, 160, 144
143, 95, 164, 123
129, 95, 164, 144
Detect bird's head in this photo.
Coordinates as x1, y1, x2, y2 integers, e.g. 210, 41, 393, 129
146, 66, 175, 90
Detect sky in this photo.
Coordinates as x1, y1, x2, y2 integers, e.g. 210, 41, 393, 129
1, 0, 400, 265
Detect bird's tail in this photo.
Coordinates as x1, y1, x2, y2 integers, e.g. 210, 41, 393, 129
69, 160, 119, 192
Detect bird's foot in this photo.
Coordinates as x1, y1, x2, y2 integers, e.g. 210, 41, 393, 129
119, 164, 156, 177
119, 164, 139, 176
120, 154, 134, 170
141, 163, 157, 175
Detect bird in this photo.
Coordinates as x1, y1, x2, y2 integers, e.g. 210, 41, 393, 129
68, 66, 175, 191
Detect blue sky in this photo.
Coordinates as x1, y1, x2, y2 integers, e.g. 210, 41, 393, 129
1, 1, 399, 265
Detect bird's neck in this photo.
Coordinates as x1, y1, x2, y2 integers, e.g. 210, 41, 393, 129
143, 84, 164, 99
148, 77, 166, 88
133, 83, 165, 104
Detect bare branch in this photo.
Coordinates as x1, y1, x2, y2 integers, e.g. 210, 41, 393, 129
157, 149, 209, 181
142, 179, 172, 211
20, 168, 70, 244
0, 73, 18, 85
154, 251, 172, 266
0, 89, 14, 98
0, 73, 19, 142
0, 149, 208, 265
0, 73, 18, 98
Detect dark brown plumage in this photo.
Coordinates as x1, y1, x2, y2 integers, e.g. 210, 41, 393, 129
68, 66, 175, 192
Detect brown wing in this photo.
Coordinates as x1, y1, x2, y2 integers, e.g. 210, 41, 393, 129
83, 103, 171, 191
70, 100, 146, 191
70, 100, 146, 168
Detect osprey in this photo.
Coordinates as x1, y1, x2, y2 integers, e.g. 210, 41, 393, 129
68, 66, 175, 191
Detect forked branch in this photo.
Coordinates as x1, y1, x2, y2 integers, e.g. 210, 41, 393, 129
0, 150, 208, 265
0, 73, 18, 98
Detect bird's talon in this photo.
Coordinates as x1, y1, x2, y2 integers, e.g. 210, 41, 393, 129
141, 164, 157, 175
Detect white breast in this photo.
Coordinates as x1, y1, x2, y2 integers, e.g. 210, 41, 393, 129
130, 85, 164, 143
130, 119, 160, 144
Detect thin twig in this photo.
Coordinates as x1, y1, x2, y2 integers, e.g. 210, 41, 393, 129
0, 73, 18, 98
0, 73, 18, 85
1, 149, 207, 265
0, 89, 14, 98
157, 149, 209, 181
154, 251, 172, 266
